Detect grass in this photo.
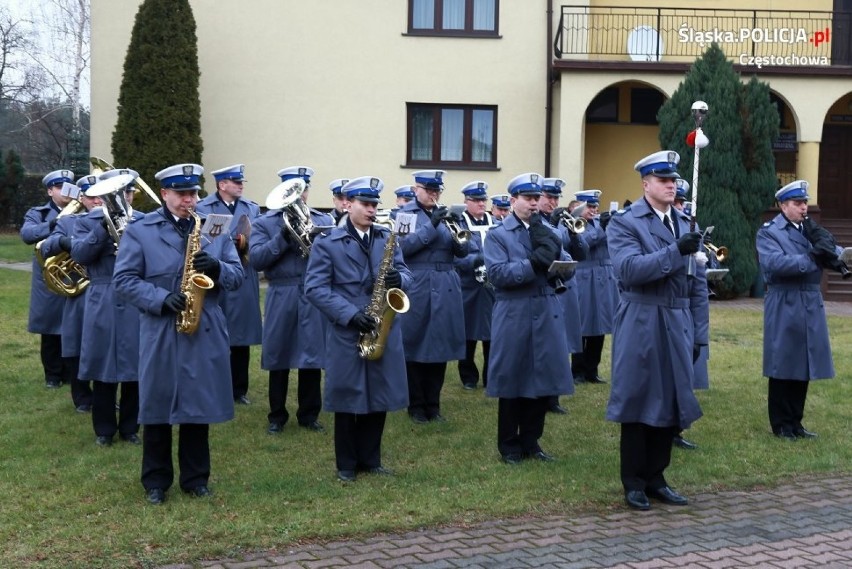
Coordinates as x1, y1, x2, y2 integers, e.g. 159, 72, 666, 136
0, 266, 850, 568
0, 233, 35, 263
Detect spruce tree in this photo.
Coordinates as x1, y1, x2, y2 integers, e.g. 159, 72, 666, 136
739, 77, 780, 227
1, 149, 23, 229
658, 44, 777, 297
111, 0, 203, 211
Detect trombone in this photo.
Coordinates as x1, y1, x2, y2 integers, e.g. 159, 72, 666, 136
90, 156, 162, 206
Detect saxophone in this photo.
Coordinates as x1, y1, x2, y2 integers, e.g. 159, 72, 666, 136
176, 210, 215, 334
358, 220, 410, 360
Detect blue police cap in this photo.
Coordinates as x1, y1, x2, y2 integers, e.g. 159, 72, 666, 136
412, 170, 445, 190
278, 166, 314, 183
541, 178, 565, 196
155, 163, 204, 191
675, 178, 690, 201
43, 169, 75, 188
211, 164, 246, 183
507, 173, 543, 196
76, 174, 100, 194
461, 181, 488, 200
775, 180, 809, 202
100, 168, 139, 193
574, 189, 602, 205
343, 176, 383, 204
634, 150, 681, 178
329, 178, 350, 196
394, 185, 415, 199
491, 194, 511, 209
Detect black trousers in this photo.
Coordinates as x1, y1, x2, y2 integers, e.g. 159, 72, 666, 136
768, 378, 809, 434
230, 346, 250, 399
619, 422, 678, 493
65, 356, 93, 408
141, 423, 209, 492
268, 368, 322, 425
406, 361, 447, 418
571, 335, 605, 380
333, 412, 387, 471
40, 334, 64, 383
92, 381, 139, 438
497, 397, 548, 457
458, 340, 490, 388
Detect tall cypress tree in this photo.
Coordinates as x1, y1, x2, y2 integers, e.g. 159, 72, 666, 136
658, 44, 777, 297
739, 77, 780, 228
111, 0, 203, 211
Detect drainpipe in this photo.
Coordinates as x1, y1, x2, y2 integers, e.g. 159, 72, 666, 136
545, 0, 554, 176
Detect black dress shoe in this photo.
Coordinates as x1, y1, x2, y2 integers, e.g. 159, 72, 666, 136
586, 375, 607, 384
234, 395, 251, 405
547, 404, 568, 415
337, 470, 356, 482
120, 433, 141, 445
673, 435, 698, 450
501, 453, 524, 465
462, 383, 476, 390
572, 375, 586, 385
146, 488, 166, 505
526, 450, 555, 462
75, 404, 92, 413
95, 435, 113, 447
647, 486, 688, 506
184, 485, 212, 498
45, 379, 62, 389
625, 490, 650, 510
775, 429, 797, 441
794, 427, 818, 438
409, 413, 428, 424
267, 422, 283, 434
367, 466, 394, 476
300, 420, 325, 432
429, 414, 447, 423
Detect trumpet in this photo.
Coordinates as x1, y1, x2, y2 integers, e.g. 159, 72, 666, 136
704, 242, 728, 263
556, 210, 586, 234
433, 199, 471, 246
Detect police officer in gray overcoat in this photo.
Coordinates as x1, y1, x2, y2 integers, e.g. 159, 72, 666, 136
196, 164, 262, 405
393, 170, 469, 423
113, 163, 244, 505
20, 169, 76, 389
605, 151, 708, 511
40, 180, 99, 412
757, 180, 839, 441
304, 176, 412, 482
249, 166, 333, 434
571, 189, 621, 384
72, 171, 144, 446
485, 173, 574, 464
454, 181, 495, 390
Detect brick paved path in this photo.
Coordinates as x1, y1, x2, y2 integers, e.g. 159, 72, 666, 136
165, 475, 852, 569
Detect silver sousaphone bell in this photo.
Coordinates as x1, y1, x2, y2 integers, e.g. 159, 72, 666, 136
87, 173, 138, 246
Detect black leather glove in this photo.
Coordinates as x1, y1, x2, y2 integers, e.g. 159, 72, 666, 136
527, 214, 553, 247
349, 312, 377, 333
599, 211, 612, 231
162, 292, 187, 314
811, 241, 837, 261
693, 344, 702, 364
676, 232, 702, 255
384, 269, 402, 289
802, 217, 832, 246
472, 253, 485, 269
48, 219, 57, 231
58, 236, 72, 252
193, 251, 221, 280
430, 206, 451, 228
529, 245, 557, 273
549, 207, 566, 227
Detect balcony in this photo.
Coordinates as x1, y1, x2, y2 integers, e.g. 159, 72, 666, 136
554, 5, 852, 71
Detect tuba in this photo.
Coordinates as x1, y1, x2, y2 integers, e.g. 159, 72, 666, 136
86, 173, 137, 246
36, 183, 90, 297
266, 178, 332, 257
176, 210, 215, 334
358, 219, 410, 360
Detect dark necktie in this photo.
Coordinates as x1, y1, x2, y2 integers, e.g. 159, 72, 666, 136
226, 202, 236, 214
177, 217, 191, 233
361, 232, 370, 249
663, 214, 674, 236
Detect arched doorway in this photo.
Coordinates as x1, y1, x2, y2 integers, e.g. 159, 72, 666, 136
818, 93, 852, 219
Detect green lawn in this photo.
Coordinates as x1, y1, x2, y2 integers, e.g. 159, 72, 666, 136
0, 266, 850, 568
0, 233, 35, 263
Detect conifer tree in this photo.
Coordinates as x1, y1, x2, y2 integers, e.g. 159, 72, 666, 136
111, 0, 203, 211
1, 149, 23, 229
658, 44, 778, 297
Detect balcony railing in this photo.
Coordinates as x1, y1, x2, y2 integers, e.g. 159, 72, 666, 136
555, 6, 852, 67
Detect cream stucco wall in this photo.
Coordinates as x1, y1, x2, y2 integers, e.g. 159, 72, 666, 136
92, 1, 550, 209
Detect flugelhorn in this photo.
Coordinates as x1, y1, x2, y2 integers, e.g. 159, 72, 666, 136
433, 199, 471, 246
704, 242, 727, 263
556, 210, 586, 234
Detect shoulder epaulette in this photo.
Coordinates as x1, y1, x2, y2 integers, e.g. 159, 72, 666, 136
613, 206, 631, 216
